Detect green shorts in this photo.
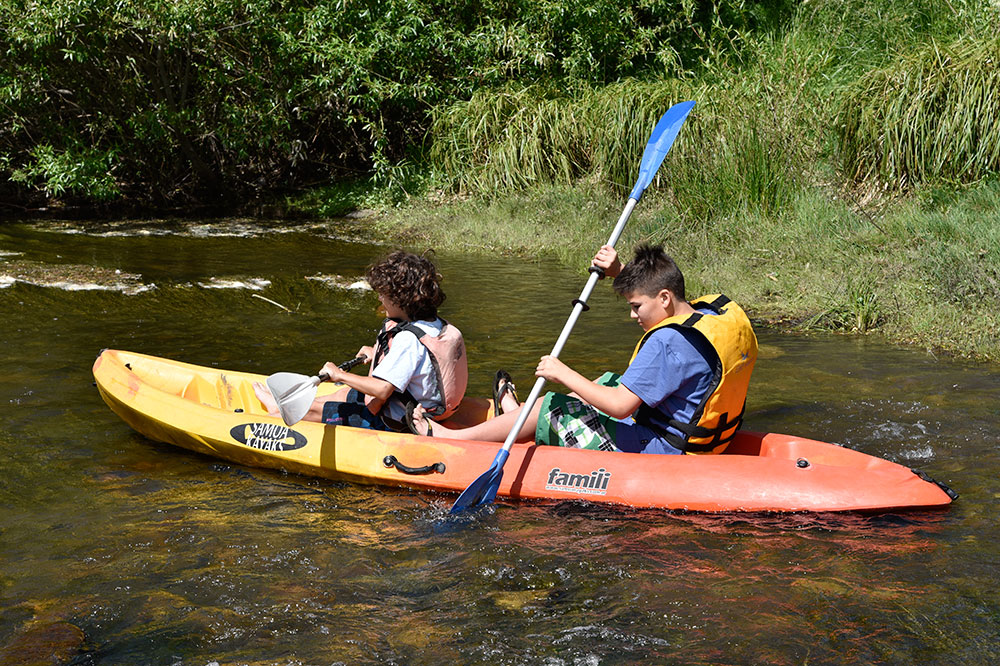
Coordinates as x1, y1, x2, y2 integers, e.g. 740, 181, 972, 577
535, 372, 622, 451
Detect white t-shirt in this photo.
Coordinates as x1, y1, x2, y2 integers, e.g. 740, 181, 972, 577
371, 318, 444, 422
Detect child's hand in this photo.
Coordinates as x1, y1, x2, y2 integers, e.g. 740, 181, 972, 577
592, 244, 622, 278
356, 345, 374, 363
535, 355, 570, 384
320, 361, 344, 383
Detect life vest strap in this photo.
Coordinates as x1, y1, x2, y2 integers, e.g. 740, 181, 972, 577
628, 293, 755, 455
370, 318, 467, 420
640, 402, 746, 453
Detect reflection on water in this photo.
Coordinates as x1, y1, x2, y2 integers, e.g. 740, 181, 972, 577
1, 220, 999, 664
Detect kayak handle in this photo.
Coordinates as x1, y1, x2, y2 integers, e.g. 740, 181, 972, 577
912, 468, 959, 500
383, 455, 445, 475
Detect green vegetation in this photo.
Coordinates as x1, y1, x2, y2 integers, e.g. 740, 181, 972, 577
840, 35, 1000, 190
371, 0, 1000, 361
1, 0, 781, 206
3, 0, 1000, 360
376, 177, 1000, 360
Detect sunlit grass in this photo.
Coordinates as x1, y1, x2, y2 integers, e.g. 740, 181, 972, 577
378, 177, 1000, 361
839, 35, 1000, 191
428, 79, 692, 196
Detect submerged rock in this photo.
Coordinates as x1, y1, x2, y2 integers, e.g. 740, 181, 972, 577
0, 259, 150, 295
0, 620, 85, 666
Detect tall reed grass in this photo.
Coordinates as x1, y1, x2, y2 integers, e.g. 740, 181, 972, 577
429, 80, 689, 195
428, 72, 811, 226
838, 35, 1000, 190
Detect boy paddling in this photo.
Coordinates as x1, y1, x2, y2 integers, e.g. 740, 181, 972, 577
410, 244, 757, 455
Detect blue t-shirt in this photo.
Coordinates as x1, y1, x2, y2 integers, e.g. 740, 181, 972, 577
615, 311, 718, 454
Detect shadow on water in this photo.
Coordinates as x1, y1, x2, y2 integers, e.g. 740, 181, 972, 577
1, 219, 999, 664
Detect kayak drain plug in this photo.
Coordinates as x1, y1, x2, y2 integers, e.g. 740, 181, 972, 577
796, 458, 810, 468
383, 455, 445, 475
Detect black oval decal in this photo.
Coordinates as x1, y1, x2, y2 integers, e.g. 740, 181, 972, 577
229, 422, 308, 452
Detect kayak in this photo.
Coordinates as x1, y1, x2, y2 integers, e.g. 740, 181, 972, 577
92, 349, 957, 513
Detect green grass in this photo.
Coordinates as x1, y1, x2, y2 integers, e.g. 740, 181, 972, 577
428, 79, 692, 196
839, 35, 1000, 191
370, 183, 620, 261
371, 177, 1000, 361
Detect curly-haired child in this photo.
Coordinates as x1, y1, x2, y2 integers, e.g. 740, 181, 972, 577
255, 250, 467, 431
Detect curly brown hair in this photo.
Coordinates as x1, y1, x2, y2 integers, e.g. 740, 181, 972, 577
366, 250, 446, 321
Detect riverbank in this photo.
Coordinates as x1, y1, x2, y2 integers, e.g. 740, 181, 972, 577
348, 178, 1000, 364
4, 0, 997, 360
6, 175, 996, 363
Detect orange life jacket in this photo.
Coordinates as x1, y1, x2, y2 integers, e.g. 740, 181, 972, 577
628, 294, 757, 454
368, 318, 469, 422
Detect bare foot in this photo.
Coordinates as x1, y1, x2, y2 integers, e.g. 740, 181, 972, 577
409, 404, 434, 436
253, 381, 280, 416
499, 379, 519, 414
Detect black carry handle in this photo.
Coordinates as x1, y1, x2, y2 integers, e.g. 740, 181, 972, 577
383, 455, 446, 475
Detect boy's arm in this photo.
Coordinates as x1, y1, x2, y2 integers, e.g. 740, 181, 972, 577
536, 355, 642, 419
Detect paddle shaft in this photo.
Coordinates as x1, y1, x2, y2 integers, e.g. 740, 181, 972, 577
450, 101, 696, 512
496, 198, 638, 453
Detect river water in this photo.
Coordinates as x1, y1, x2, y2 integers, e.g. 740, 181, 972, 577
1, 219, 998, 665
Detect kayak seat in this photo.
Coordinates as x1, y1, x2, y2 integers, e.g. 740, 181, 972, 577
181, 374, 219, 407
439, 396, 492, 428
215, 373, 264, 413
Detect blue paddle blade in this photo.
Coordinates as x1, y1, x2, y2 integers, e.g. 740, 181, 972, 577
629, 100, 696, 201
450, 448, 509, 513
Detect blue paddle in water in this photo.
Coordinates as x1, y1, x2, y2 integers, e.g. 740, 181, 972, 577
451, 100, 697, 513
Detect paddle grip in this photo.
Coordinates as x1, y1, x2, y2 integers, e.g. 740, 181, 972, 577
338, 355, 367, 371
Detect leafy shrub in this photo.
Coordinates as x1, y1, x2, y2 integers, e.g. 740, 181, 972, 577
0, 0, 793, 207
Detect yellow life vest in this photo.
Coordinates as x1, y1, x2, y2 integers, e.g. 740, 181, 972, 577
628, 294, 757, 454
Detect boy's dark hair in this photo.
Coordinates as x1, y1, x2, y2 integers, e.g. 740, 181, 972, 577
366, 250, 445, 321
612, 244, 685, 300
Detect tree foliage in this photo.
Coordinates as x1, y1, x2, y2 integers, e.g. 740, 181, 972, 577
0, 0, 792, 208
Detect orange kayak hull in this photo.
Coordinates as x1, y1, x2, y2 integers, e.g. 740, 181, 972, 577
93, 349, 956, 513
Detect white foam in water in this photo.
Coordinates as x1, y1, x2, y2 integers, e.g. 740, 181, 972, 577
897, 444, 935, 461
0, 276, 155, 294
306, 275, 372, 291
197, 277, 272, 290
188, 223, 258, 238
32, 218, 363, 240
